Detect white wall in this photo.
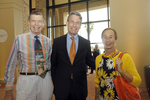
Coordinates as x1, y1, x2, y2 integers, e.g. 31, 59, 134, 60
110, 0, 150, 91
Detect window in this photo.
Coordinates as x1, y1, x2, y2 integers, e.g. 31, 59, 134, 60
30, 0, 110, 52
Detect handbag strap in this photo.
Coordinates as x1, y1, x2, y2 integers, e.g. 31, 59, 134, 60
118, 52, 124, 59
115, 52, 125, 71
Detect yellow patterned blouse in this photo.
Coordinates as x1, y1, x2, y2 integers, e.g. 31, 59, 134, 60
94, 52, 141, 100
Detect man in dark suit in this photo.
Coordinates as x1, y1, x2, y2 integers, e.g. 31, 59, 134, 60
51, 11, 95, 100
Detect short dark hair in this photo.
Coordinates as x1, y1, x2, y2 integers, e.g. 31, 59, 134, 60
28, 10, 45, 22
101, 28, 118, 40
67, 11, 82, 24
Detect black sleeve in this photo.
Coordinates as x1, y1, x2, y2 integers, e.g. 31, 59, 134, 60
86, 41, 95, 68
51, 39, 57, 84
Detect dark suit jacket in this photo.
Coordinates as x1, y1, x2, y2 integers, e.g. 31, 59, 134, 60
51, 34, 95, 99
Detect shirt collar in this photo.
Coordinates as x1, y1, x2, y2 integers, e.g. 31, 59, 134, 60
67, 33, 78, 40
30, 31, 42, 39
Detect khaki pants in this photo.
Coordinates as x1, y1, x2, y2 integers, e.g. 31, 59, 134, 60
16, 72, 53, 100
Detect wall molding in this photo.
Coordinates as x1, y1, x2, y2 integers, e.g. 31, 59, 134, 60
0, 2, 22, 12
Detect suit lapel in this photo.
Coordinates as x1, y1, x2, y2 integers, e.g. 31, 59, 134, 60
73, 36, 82, 64
63, 35, 71, 63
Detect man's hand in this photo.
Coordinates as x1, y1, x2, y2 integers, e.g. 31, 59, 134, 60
4, 90, 13, 100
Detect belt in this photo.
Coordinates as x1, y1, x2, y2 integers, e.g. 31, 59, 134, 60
20, 72, 38, 75
20, 70, 50, 75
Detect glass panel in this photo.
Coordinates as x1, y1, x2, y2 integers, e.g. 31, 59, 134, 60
48, 28, 52, 40
49, 9, 53, 27
71, 2, 87, 23
55, 0, 68, 5
78, 24, 88, 39
49, 0, 52, 6
80, 11, 87, 23
55, 6, 68, 26
32, 0, 36, 8
55, 26, 67, 38
89, 0, 108, 21
91, 43, 104, 55
89, 22, 108, 43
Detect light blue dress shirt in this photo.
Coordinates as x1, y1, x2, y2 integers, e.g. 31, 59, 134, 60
67, 33, 79, 57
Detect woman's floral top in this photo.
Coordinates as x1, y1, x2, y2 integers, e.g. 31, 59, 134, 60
96, 56, 119, 100
95, 52, 142, 100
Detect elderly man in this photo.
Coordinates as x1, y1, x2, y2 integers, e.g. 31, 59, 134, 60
4, 10, 53, 100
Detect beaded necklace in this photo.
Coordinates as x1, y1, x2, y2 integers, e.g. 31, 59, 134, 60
103, 49, 118, 59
